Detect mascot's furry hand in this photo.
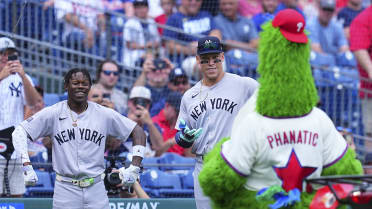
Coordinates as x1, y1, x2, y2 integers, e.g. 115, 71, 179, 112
178, 119, 202, 143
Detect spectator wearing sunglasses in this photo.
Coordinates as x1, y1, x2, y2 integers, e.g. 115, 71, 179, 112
93, 59, 128, 114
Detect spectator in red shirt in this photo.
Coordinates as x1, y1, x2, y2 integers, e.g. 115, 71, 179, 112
155, 0, 176, 35
152, 91, 194, 157
350, 6, 372, 139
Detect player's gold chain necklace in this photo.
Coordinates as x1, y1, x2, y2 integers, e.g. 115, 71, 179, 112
68, 103, 88, 127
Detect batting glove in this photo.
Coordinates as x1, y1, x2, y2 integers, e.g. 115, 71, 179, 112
176, 119, 202, 148
118, 165, 141, 188
23, 165, 38, 186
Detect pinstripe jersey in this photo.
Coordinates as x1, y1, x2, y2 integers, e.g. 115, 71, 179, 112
0, 74, 34, 130
0, 73, 34, 159
176, 73, 258, 155
20, 101, 136, 178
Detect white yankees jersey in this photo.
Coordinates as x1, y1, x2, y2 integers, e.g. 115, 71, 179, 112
0, 73, 34, 130
20, 101, 136, 178
0, 73, 34, 159
176, 73, 258, 155
221, 106, 347, 192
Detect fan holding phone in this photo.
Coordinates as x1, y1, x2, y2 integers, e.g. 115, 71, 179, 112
0, 37, 43, 197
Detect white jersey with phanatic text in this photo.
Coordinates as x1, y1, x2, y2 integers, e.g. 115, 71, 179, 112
176, 73, 258, 155
20, 101, 136, 178
221, 105, 348, 192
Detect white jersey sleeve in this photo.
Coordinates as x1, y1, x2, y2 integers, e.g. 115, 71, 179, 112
321, 113, 348, 167
106, 108, 137, 141
20, 105, 56, 140
221, 113, 258, 176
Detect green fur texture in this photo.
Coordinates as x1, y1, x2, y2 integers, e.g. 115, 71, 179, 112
256, 22, 319, 117
200, 137, 362, 209
321, 147, 363, 176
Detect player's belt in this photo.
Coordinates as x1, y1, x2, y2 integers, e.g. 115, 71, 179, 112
55, 173, 104, 188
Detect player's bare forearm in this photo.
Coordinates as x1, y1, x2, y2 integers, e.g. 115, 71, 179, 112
131, 125, 146, 166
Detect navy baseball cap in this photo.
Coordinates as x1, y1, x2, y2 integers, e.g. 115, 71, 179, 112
166, 91, 182, 112
197, 36, 223, 55
169, 68, 187, 82
133, 0, 148, 6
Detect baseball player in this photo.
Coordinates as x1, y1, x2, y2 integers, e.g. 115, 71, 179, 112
12, 68, 146, 209
175, 36, 259, 209
0, 37, 42, 197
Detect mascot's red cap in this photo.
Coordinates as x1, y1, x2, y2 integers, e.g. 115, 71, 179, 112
272, 9, 308, 43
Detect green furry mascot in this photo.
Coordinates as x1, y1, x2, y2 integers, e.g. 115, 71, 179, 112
199, 9, 363, 209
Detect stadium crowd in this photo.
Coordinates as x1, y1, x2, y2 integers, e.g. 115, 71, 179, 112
1, 0, 372, 200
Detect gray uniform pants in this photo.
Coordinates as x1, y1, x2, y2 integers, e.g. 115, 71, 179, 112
194, 157, 212, 209
53, 179, 109, 209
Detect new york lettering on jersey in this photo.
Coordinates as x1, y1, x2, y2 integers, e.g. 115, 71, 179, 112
54, 128, 105, 146
190, 97, 238, 121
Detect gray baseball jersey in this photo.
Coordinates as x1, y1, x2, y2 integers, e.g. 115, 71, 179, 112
20, 100, 136, 178
176, 72, 258, 155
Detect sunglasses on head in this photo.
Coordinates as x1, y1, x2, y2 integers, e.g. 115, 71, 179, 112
102, 70, 119, 76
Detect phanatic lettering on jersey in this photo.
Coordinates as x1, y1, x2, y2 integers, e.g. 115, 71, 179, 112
266, 130, 319, 149
190, 98, 238, 121
54, 128, 105, 146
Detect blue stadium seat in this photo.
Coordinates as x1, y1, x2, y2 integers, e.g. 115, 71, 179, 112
225, 49, 258, 79
180, 169, 194, 190
336, 51, 357, 68
142, 156, 161, 170
44, 93, 60, 106
310, 51, 336, 69
158, 153, 195, 171
50, 172, 56, 188
30, 151, 47, 170
140, 169, 193, 198
25, 170, 54, 197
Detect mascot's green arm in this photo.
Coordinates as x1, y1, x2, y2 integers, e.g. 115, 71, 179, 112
199, 138, 363, 209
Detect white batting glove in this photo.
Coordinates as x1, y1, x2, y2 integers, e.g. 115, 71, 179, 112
23, 165, 38, 186
118, 165, 140, 187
